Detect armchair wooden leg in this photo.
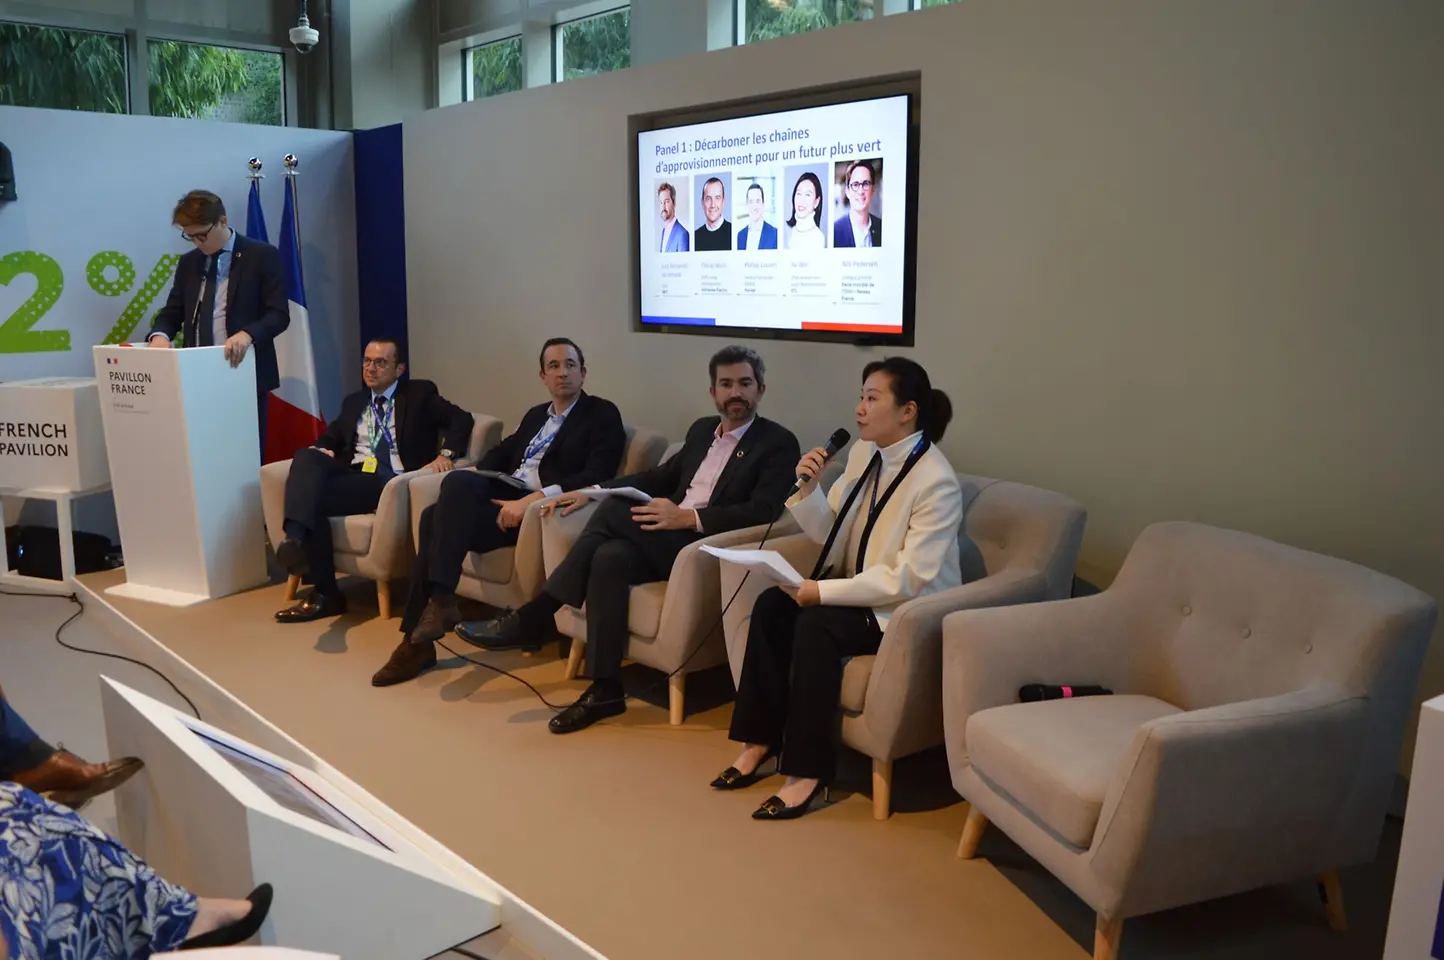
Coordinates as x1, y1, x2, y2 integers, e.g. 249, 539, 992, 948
956, 806, 988, 859
564, 639, 585, 680
376, 581, 392, 620
285, 575, 300, 601
1094, 915, 1123, 960
871, 759, 893, 820
1318, 870, 1348, 932
668, 672, 686, 726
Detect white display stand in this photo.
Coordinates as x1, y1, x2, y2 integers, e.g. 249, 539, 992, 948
1383, 692, 1444, 959
92, 345, 266, 605
0, 376, 112, 592
102, 679, 501, 960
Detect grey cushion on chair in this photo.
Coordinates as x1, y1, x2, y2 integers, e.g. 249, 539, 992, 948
943, 520, 1438, 923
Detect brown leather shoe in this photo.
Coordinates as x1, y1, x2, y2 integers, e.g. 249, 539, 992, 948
371, 640, 437, 687
410, 595, 461, 644
13, 751, 144, 807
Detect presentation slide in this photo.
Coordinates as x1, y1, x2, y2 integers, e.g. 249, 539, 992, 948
638, 94, 910, 337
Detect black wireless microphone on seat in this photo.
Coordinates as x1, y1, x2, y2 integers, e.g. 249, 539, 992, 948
787, 428, 852, 498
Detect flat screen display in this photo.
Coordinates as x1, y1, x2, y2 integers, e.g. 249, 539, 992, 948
637, 93, 914, 343
192, 728, 389, 851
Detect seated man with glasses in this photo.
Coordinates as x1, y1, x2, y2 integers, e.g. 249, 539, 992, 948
273, 338, 474, 623
832, 159, 883, 249
148, 189, 290, 454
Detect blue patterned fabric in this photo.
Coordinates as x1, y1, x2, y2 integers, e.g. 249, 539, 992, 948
0, 782, 196, 959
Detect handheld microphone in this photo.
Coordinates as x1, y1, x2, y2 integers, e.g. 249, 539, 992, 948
787, 428, 851, 498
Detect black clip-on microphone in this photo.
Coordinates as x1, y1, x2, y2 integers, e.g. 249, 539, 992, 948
787, 428, 851, 498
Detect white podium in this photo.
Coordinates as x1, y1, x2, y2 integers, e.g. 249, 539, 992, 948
93, 345, 266, 605
0, 376, 112, 591
1383, 693, 1444, 959
102, 680, 502, 960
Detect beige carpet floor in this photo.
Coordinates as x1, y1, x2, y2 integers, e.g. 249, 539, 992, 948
79, 569, 1089, 960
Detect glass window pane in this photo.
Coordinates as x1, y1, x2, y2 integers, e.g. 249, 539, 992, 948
468, 36, 523, 100
914, 0, 963, 8
557, 7, 630, 82
148, 40, 284, 125
741, 0, 873, 45
0, 22, 127, 114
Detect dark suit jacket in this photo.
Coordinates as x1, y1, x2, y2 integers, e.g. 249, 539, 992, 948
150, 233, 290, 393
313, 380, 473, 473
735, 222, 778, 250
609, 415, 800, 534
832, 214, 883, 248
477, 392, 625, 492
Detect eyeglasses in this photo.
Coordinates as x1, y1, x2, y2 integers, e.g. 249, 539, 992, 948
179, 223, 216, 243
848, 180, 874, 192
361, 358, 394, 369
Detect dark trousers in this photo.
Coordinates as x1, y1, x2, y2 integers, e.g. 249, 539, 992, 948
283, 447, 388, 593
257, 390, 270, 460
542, 498, 698, 680
729, 586, 883, 781
399, 471, 528, 633
0, 699, 54, 779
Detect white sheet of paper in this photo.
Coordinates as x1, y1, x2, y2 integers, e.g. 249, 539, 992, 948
473, 469, 533, 490
581, 485, 653, 503
699, 545, 804, 587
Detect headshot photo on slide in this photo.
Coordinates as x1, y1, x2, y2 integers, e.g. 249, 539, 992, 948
734, 173, 780, 251
832, 157, 883, 248
655, 178, 691, 253
692, 171, 733, 252
782, 163, 829, 251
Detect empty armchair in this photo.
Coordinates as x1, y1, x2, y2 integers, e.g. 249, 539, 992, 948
721, 473, 1086, 818
409, 424, 669, 612
944, 521, 1437, 960
261, 414, 500, 617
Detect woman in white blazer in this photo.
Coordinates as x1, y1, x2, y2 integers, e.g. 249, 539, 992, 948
713, 357, 963, 820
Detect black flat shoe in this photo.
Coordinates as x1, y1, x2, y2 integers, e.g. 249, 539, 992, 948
548, 683, 625, 734
752, 782, 830, 821
178, 883, 273, 950
710, 748, 779, 790
275, 538, 308, 576
455, 610, 541, 653
274, 591, 347, 623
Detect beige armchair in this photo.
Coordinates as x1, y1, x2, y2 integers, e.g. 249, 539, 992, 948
261, 414, 501, 618
720, 473, 1086, 819
540, 441, 802, 725
407, 424, 669, 612
943, 521, 1438, 960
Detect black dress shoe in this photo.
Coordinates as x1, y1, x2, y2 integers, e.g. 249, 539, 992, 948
274, 591, 347, 623
548, 683, 625, 734
371, 640, 438, 686
410, 595, 462, 644
752, 782, 830, 821
178, 884, 273, 950
710, 747, 779, 790
275, 538, 308, 576
455, 610, 541, 652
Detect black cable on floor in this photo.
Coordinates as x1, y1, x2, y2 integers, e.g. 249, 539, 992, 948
0, 587, 201, 720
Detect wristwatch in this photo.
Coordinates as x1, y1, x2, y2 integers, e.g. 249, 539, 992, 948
439, 448, 458, 461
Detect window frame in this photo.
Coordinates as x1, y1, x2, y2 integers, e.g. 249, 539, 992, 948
143, 35, 287, 126
0, 18, 131, 114
462, 32, 525, 102
552, 4, 631, 84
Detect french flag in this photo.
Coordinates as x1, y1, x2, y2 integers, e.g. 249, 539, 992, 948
247, 176, 325, 463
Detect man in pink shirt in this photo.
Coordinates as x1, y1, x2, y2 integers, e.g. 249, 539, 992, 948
457, 346, 801, 734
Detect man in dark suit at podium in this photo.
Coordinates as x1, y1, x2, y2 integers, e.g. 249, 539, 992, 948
273, 338, 473, 623
147, 190, 290, 453
372, 338, 626, 687
457, 346, 800, 733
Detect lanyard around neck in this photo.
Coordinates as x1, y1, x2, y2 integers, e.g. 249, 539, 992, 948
809, 438, 930, 581
369, 396, 395, 452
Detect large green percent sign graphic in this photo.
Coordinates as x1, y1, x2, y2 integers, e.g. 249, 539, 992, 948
91, 251, 182, 345
0, 250, 180, 353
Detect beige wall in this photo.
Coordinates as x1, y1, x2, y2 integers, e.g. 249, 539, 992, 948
402, 0, 1444, 767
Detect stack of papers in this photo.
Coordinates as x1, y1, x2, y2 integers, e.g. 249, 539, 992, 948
699, 546, 804, 587
580, 485, 652, 503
